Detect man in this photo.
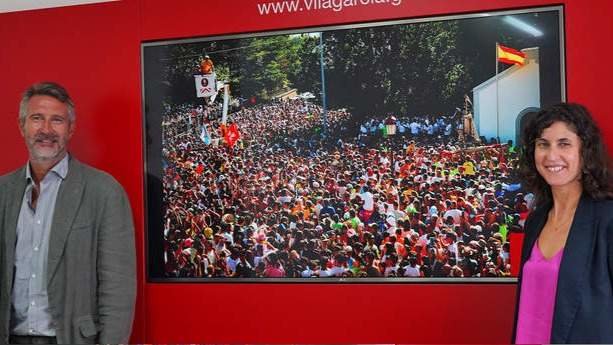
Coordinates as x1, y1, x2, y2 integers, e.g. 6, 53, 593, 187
0, 82, 136, 344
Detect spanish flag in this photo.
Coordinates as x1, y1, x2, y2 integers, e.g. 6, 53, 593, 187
497, 44, 526, 66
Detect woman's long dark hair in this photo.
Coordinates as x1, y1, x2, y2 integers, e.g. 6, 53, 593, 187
519, 103, 613, 206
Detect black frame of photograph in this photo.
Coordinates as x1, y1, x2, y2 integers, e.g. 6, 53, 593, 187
142, 5, 566, 282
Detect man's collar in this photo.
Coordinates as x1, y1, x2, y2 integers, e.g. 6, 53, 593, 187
25, 162, 32, 182
25, 154, 70, 182
52, 154, 70, 179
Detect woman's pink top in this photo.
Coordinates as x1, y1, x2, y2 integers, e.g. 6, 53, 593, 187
516, 242, 564, 344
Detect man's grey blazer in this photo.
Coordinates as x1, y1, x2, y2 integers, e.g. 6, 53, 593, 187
0, 157, 136, 344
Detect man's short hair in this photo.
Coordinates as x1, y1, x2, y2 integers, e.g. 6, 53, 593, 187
19, 81, 75, 126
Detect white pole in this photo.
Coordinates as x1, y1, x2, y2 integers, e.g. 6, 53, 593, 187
221, 82, 230, 125
495, 43, 500, 143
319, 33, 328, 137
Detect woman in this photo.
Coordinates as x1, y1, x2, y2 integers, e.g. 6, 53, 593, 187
262, 252, 285, 278
514, 103, 613, 343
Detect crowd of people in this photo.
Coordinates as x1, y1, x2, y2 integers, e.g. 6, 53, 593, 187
161, 98, 530, 278
359, 115, 454, 138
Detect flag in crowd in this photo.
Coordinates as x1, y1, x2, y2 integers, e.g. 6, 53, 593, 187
200, 124, 211, 145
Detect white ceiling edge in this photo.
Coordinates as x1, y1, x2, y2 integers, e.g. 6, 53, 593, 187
0, 0, 118, 13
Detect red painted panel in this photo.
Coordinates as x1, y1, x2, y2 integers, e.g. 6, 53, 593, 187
562, 0, 613, 148
0, 1, 146, 343
146, 282, 517, 343
140, 0, 562, 41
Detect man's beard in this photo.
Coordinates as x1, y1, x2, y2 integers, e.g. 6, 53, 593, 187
27, 132, 66, 162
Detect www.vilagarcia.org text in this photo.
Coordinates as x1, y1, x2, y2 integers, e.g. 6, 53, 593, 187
305, 0, 402, 11
257, 0, 402, 15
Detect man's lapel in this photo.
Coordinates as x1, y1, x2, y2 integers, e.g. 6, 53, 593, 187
3, 168, 27, 287
47, 158, 85, 284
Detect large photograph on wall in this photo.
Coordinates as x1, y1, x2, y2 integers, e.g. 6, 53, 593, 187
143, 6, 565, 281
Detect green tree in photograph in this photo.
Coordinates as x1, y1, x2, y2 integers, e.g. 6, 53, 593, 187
323, 21, 472, 121
238, 35, 303, 100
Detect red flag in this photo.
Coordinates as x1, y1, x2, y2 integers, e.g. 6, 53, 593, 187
497, 44, 526, 65
225, 122, 240, 147
219, 123, 227, 138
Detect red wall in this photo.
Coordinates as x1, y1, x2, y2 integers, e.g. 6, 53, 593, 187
1, 0, 612, 342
